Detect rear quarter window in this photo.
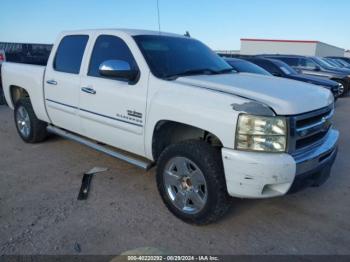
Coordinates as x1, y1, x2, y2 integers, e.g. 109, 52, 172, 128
54, 35, 89, 74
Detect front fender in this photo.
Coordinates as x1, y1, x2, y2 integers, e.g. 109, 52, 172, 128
144, 77, 250, 160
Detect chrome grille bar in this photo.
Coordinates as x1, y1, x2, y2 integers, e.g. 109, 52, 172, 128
288, 104, 334, 154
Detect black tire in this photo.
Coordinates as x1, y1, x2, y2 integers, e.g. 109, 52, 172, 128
14, 98, 47, 143
156, 140, 231, 225
336, 80, 348, 97
0, 89, 6, 105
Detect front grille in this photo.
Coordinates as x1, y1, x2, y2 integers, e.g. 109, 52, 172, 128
288, 105, 334, 153
295, 129, 330, 149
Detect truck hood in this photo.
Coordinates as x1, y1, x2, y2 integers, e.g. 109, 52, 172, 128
176, 73, 333, 115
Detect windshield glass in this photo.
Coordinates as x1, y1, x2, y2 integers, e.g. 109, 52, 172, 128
133, 35, 233, 79
271, 59, 298, 75
323, 58, 342, 67
313, 57, 335, 68
336, 59, 350, 67
227, 60, 271, 75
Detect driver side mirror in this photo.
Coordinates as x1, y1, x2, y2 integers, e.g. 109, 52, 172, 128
99, 60, 139, 83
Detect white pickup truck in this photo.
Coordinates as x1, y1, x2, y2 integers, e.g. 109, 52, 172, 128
1, 29, 339, 224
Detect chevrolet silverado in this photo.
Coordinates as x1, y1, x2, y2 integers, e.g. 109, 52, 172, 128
1, 29, 339, 224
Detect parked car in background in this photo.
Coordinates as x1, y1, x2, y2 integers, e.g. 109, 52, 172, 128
321, 57, 346, 69
0, 49, 5, 64
0, 49, 6, 104
263, 55, 350, 95
1, 29, 338, 224
314, 57, 350, 72
326, 57, 350, 69
327, 56, 350, 66
243, 57, 342, 98
0, 42, 52, 66
224, 58, 271, 75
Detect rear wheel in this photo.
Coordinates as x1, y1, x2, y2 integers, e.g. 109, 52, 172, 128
156, 140, 231, 225
14, 98, 47, 143
0, 88, 6, 105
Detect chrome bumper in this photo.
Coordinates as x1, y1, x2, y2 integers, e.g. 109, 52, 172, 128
293, 129, 339, 176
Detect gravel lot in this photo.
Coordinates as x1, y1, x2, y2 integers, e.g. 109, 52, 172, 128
0, 98, 350, 255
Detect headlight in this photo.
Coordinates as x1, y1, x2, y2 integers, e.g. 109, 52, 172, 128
235, 114, 287, 152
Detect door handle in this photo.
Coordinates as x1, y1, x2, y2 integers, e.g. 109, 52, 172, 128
81, 87, 96, 95
46, 80, 57, 85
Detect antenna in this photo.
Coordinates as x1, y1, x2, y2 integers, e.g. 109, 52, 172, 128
157, 0, 161, 33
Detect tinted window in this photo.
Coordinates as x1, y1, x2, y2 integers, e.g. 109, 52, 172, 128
270, 59, 298, 75
54, 35, 89, 74
88, 35, 138, 77
248, 59, 282, 76
336, 59, 350, 67
300, 58, 318, 69
134, 35, 232, 79
226, 60, 270, 75
276, 57, 299, 67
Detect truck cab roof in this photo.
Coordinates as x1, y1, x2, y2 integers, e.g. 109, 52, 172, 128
60, 28, 186, 38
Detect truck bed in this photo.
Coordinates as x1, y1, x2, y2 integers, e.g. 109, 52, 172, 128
1, 62, 50, 122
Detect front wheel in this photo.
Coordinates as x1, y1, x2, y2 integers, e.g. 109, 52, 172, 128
156, 140, 231, 225
337, 80, 348, 97
14, 98, 48, 143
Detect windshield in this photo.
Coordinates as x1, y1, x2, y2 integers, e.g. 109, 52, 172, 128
133, 35, 233, 79
324, 58, 343, 68
336, 59, 350, 67
313, 57, 335, 69
227, 60, 271, 75
272, 60, 298, 75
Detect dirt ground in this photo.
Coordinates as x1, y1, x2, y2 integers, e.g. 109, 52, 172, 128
0, 98, 350, 255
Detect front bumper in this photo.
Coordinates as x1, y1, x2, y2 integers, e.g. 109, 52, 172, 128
222, 129, 339, 199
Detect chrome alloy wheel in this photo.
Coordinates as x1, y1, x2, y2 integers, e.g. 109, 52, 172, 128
163, 157, 208, 214
16, 106, 31, 138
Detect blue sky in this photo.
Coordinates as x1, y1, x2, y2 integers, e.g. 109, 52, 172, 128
0, 0, 349, 50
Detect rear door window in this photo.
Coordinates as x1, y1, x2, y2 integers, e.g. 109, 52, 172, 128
54, 35, 89, 74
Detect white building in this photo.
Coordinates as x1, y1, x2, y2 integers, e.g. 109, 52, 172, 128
240, 38, 345, 57
345, 50, 350, 58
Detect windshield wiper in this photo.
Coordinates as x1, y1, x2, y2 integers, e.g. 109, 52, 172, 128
165, 68, 235, 80
165, 69, 217, 80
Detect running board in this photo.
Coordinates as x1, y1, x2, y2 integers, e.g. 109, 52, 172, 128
47, 125, 153, 170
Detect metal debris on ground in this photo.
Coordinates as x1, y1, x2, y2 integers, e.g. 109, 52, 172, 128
77, 167, 108, 200
74, 242, 81, 253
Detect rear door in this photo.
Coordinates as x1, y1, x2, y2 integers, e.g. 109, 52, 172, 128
44, 34, 89, 133
79, 34, 148, 156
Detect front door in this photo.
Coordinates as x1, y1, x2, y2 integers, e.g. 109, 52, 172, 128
79, 34, 148, 156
